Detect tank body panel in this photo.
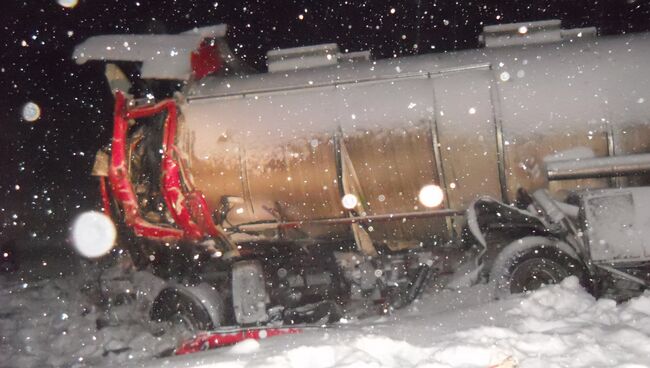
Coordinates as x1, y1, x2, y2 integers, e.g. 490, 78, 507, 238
180, 76, 451, 244
178, 32, 650, 245
432, 67, 503, 208
336, 77, 447, 246
180, 87, 345, 228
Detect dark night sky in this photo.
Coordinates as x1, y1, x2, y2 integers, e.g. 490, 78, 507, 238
1, 0, 649, 246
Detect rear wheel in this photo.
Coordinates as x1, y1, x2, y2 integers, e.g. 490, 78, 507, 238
490, 236, 587, 299
151, 283, 226, 333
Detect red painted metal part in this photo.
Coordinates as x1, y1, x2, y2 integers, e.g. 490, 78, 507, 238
160, 153, 204, 239
99, 176, 112, 217
126, 96, 210, 240
109, 92, 184, 241
108, 91, 227, 243
186, 190, 223, 238
190, 41, 222, 80
174, 327, 302, 355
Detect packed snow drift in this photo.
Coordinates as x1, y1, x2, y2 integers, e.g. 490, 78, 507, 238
2, 261, 650, 368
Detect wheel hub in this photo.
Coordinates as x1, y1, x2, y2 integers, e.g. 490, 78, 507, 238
509, 257, 570, 294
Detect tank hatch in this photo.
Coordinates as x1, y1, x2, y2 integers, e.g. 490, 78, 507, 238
266, 43, 370, 73
479, 19, 596, 48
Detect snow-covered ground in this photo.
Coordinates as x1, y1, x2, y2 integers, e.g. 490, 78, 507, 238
140, 277, 650, 368
0, 259, 186, 368
2, 262, 650, 368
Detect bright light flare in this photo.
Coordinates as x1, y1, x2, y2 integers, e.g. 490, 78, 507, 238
341, 194, 359, 209
22, 102, 41, 122
418, 184, 444, 208
57, 0, 79, 8
71, 211, 116, 259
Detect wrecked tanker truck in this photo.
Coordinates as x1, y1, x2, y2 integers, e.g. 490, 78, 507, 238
73, 19, 650, 329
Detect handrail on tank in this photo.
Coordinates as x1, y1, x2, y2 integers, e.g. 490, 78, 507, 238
234, 209, 464, 233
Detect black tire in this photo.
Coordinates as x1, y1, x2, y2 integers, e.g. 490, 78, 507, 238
490, 236, 588, 299
151, 284, 225, 332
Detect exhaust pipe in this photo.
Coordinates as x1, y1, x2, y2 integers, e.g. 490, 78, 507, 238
546, 153, 650, 181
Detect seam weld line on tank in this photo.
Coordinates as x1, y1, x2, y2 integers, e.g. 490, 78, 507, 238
186, 63, 492, 102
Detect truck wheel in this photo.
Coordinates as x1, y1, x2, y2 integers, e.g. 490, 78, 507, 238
490, 236, 586, 299
151, 283, 226, 332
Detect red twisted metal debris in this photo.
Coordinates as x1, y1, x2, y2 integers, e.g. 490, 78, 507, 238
99, 176, 112, 218
174, 327, 302, 355
108, 91, 226, 242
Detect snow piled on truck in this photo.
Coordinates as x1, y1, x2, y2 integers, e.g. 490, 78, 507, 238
72, 25, 226, 80
2, 271, 650, 368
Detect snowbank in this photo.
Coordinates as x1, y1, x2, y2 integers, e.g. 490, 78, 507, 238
139, 277, 650, 368
2, 271, 649, 368
0, 267, 180, 368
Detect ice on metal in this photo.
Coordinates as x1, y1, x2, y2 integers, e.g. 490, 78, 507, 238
72, 25, 226, 80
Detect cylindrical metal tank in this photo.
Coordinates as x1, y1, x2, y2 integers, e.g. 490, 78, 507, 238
176, 24, 650, 249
